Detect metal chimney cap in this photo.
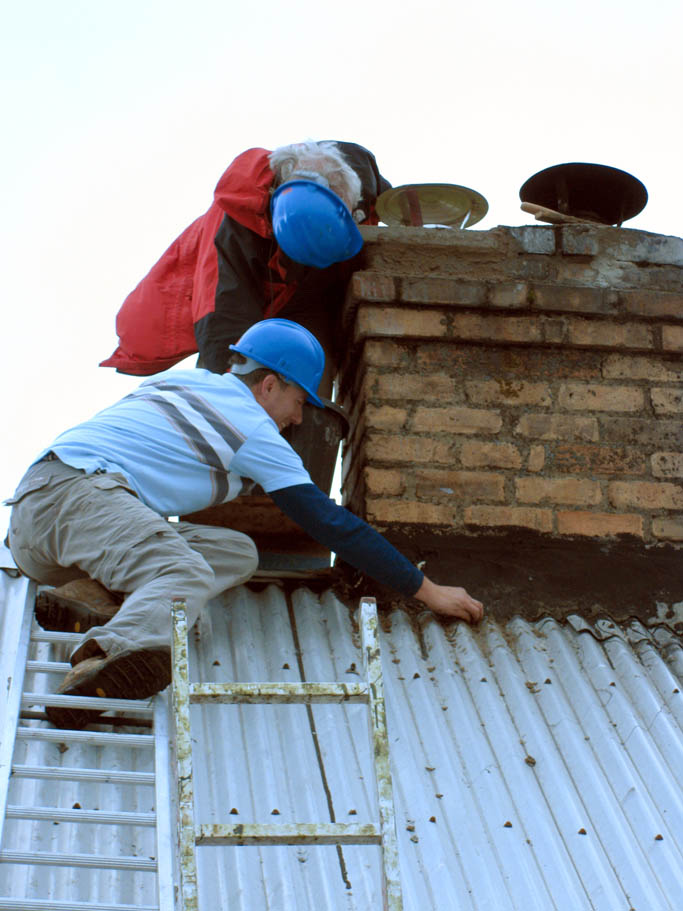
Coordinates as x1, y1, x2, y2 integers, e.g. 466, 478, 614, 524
376, 183, 488, 229
519, 162, 648, 226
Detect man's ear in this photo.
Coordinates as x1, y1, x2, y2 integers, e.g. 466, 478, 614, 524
261, 373, 279, 396
253, 373, 278, 405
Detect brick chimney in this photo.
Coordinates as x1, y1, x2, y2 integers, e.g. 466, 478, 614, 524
339, 224, 683, 623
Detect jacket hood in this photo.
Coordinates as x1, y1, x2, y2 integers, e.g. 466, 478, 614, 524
327, 141, 392, 221
213, 147, 275, 237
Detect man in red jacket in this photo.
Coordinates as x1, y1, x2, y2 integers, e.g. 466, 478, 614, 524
101, 140, 390, 394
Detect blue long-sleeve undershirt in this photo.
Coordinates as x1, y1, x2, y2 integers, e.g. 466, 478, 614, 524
269, 483, 424, 598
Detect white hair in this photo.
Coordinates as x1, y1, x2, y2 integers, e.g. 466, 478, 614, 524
269, 141, 362, 212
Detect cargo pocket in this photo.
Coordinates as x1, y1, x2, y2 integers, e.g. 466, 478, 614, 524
90, 474, 138, 497
4, 472, 52, 506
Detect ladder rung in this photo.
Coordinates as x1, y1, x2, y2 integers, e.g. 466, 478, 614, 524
11, 765, 155, 786
23, 693, 154, 714
5, 805, 156, 826
0, 850, 157, 871
189, 681, 369, 704
16, 726, 154, 749
196, 822, 381, 846
30, 630, 82, 644
26, 660, 71, 673
0, 900, 158, 911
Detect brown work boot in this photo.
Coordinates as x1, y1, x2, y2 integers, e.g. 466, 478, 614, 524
35, 579, 124, 633
45, 647, 172, 730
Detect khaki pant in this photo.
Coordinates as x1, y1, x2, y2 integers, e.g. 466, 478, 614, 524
8, 458, 259, 660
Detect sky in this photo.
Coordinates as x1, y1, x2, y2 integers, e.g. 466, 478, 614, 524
1, 0, 681, 539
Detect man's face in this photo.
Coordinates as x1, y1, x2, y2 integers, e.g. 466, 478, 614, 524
260, 377, 306, 431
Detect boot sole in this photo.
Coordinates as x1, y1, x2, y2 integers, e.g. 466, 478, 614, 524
35, 590, 119, 634
45, 648, 172, 730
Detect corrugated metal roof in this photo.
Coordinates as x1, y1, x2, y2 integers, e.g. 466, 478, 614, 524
1, 572, 682, 910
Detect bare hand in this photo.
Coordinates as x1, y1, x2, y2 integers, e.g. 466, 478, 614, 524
413, 576, 484, 624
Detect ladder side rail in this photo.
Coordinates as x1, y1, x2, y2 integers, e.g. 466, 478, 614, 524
171, 599, 198, 911
359, 597, 404, 911
153, 689, 179, 911
0, 900, 159, 911
0, 579, 35, 842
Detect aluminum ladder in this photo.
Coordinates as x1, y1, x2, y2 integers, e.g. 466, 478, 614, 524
171, 594, 404, 911
0, 577, 176, 911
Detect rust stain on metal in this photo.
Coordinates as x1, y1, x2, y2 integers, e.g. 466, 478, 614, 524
360, 597, 404, 909
196, 822, 382, 846
189, 681, 368, 704
171, 598, 199, 911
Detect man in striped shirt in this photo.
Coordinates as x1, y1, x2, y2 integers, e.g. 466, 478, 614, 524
6, 320, 483, 729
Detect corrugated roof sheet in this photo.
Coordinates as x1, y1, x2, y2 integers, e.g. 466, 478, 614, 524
1, 572, 682, 909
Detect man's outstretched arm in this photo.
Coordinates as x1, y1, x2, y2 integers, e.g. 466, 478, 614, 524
269, 483, 483, 624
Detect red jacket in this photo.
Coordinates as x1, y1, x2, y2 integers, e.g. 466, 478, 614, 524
101, 143, 389, 375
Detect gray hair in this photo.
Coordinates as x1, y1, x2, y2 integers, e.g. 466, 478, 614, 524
269, 141, 362, 213
229, 353, 297, 392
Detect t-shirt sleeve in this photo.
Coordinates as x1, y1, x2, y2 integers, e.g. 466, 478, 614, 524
230, 419, 312, 492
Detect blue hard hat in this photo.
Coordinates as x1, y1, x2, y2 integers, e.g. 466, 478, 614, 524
271, 180, 363, 269
229, 318, 326, 408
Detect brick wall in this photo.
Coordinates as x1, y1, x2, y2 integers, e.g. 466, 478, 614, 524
339, 224, 683, 560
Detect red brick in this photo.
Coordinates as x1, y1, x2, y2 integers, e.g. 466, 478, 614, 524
541, 319, 567, 344
363, 340, 417, 368
350, 272, 396, 302
367, 499, 454, 526
620, 290, 683, 320
651, 452, 683, 478
412, 406, 502, 435
415, 470, 505, 502
356, 305, 447, 340
465, 379, 551, 407
464, 505, 553, 533
599, 417, 681, 449
557, 511, 644, 538
488, 283, 529, 309
662, 325, 683, 352
401, 277, 486, 306
527, 445, 546, 472
365, 404, 409, 429
567, 319, 654, 350
652, 517, 683, 541
460, 441, 522, 469
559, 226, 600, 256
451, 313, 542, 344
416, 344, 603, 379
508, 225, 555, 254
551, 444, 647, 476
603, 354, 683, 382
514, 414, 599, 442
651, 388, 683, 414
558, 383, 644, 412
365, 433, 453, 464
370, 373, 455, 400
531, 284, 612, 316
516, 478, 603, 506
364, 467, 405, 496
608, 481, 683, 510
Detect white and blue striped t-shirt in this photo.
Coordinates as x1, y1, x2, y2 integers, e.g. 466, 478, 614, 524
41, 370, 311, 517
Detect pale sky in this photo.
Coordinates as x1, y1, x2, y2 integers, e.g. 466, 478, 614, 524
1, 0, 681, 538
